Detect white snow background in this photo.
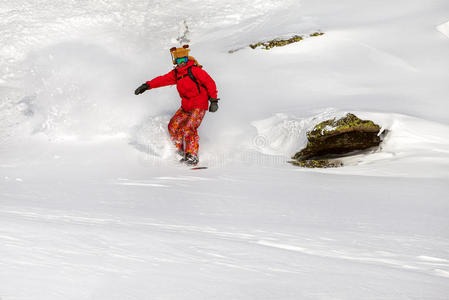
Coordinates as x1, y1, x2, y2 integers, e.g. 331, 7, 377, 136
1, 0, 449, 299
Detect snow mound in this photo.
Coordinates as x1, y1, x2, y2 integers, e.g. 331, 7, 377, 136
436, 20, 449, 39
250, 109, 348, 157
252, 110, 449, 178
323, 112, 449, 178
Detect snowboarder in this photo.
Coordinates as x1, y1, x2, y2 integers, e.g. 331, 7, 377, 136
134, 45, 219, 166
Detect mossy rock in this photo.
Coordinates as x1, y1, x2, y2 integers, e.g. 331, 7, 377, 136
250, 35, 304, 50
307, 113, 380, 141
288, 159, 342, 168
249, 32, 325, 50
310, 32, 324, 37
234, 32, 324, 53
292, 113, 384, 165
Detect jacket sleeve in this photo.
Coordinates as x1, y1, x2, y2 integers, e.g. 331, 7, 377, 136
146, 70, 176, 89
193, 68, 218, 99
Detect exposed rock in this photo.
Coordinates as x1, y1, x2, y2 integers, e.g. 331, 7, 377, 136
228, 32, 324, 53
248, 32, 324, 51
309, 32, 325, 37
250, 35, 304, 50
290, 113, 385, 167
289, 159, 342, 168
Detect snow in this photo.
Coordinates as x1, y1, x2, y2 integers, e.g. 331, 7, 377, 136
1, 0, 449, 299
437, 20, 449, 38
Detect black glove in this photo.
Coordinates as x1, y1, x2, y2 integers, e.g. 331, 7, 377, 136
134, 83, 149, 95
209, 97, 219, 112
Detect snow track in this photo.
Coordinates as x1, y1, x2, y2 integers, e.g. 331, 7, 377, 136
1, 168, 449, 299
2, 168, 449, 299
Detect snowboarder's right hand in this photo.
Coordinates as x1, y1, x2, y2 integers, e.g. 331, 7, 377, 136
134, 83, 149, 95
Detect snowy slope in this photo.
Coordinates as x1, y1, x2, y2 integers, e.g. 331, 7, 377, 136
1, 0, 449, 299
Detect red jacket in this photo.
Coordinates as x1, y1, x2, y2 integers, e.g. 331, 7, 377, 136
146, 60, 218, 111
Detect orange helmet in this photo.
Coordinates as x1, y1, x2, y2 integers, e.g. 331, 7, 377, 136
169, 45, 202, 68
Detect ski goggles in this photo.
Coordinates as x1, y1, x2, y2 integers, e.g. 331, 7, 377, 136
175, 57, 189, 64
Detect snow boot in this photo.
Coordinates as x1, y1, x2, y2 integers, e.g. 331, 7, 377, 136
182, 153, 199, 166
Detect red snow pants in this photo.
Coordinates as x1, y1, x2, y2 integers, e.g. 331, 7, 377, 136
168, 107, 206, 156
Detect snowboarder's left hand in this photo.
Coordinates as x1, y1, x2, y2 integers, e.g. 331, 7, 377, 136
209, 97, 219, 112
134, 83, 150, 95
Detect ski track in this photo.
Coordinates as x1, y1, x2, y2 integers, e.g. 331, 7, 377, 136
1, 202, 449, 281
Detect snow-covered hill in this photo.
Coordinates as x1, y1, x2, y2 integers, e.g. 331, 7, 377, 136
1, 1, 449, 299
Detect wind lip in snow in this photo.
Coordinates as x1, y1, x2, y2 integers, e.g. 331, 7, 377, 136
436, 20, 449, 39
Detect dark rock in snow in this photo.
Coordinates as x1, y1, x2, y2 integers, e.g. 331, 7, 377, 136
228, 32, 324, 53
290, 113, 385, 168
249, 35, 304, 50
289, 159, 343, 168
